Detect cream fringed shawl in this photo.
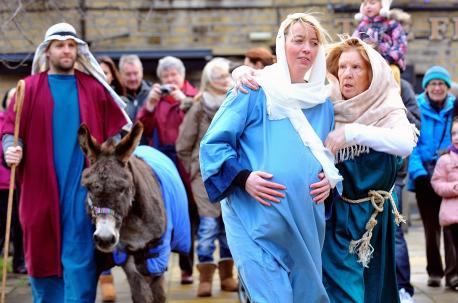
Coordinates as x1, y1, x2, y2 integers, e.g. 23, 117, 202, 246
327, 38, 417, 163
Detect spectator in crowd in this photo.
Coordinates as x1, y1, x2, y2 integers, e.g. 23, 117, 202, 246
200, 13, 341, 302
244, 47, 275, 70
137, 56, 199, 284
0, 88, 26, 275
394, 78, 421, 303
98, 56, 127, 97
119, 54, 151, 121
353, 0, 408, 86
408, 65, 457, 289
1, 22, 128, 302
177, 58, 237, 297
431, 116, 458, 291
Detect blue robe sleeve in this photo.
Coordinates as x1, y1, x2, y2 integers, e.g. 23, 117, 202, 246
199, 88, 259, 202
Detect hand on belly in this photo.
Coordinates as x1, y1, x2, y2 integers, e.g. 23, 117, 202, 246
245, 171, 286, 206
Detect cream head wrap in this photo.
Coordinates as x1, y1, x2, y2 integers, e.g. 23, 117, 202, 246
256, 13, 342, 188
32, 23, 132, 129
327, 37, 416, 162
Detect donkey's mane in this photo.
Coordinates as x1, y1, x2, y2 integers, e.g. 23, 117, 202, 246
122, 155, 166, 242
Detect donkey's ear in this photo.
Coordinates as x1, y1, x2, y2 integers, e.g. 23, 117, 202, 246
78, 124, 101, 164
115, 122, 144, 164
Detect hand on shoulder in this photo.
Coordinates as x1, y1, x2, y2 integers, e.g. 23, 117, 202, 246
232, 66, 260, 94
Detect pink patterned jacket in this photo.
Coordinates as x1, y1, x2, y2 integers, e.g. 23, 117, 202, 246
431, 151, 458, 226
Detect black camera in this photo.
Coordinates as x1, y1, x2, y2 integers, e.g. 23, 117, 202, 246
160, 84, 173, 94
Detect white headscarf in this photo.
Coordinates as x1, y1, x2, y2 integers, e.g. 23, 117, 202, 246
32, 23, 132, 129
256, 13, 342, 188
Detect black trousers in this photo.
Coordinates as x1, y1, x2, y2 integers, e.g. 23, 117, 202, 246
179, 199, 199, 274
444, 225, 458, 285
415, 179, 457, 282
0, 189, 25, 270
158, 145, 200, 275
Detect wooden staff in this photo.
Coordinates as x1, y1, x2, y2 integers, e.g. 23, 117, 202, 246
1, 80, 25, 303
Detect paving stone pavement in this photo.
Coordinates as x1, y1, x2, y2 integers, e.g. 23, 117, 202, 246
2, 219, 457, 302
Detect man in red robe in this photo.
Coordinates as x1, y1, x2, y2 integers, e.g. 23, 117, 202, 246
136, 56, 198, 284
2, 23, 128, 302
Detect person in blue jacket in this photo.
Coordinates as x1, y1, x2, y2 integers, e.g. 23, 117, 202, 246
408, 66, 458, 289
200, 13, 342, 302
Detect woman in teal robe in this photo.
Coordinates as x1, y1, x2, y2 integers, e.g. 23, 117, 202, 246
200, 13, 342, 302
322, 38, 417, 303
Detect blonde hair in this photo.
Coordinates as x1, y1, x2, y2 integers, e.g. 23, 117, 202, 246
195, 57, 231, 100
282, 13, 330, 46
326, 36, 373, 83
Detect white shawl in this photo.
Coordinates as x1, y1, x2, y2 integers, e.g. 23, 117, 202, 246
256, 13, 342, 188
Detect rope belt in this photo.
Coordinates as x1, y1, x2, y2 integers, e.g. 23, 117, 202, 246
341, 187, 405, 268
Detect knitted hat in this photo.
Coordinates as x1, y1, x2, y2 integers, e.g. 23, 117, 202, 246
422, 66, 452, 89
355, 0, 392, 21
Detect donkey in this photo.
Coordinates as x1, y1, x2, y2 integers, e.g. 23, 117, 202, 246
78, 122, 170, 303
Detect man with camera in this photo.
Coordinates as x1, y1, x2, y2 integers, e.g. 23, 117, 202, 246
137, 56, 196, 144
408, 66, 457, 289
137, 55, 198, 285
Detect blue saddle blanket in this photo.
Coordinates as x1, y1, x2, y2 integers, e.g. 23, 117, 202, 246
113, 145, 191, 275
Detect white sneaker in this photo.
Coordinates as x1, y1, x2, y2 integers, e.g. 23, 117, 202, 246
399, 288, 415, 303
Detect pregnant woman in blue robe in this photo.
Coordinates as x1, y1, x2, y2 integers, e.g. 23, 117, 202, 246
200, 13, 342, 303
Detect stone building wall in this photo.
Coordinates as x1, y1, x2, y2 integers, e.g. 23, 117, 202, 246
1, 0, 458, 99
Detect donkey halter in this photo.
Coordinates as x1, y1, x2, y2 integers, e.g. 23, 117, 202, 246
87, 196, 122, 221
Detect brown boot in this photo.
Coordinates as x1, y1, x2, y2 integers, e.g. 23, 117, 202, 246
197, 263, 217, 297
99, 274, 117, 302
218, 259, 238, 292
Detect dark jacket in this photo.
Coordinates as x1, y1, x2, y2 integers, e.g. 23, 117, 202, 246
396, 79, 421, 185
125, 80, 151, 122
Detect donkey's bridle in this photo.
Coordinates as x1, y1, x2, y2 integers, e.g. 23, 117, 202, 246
87, 196, 163, 271
87, 196, 122, 221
